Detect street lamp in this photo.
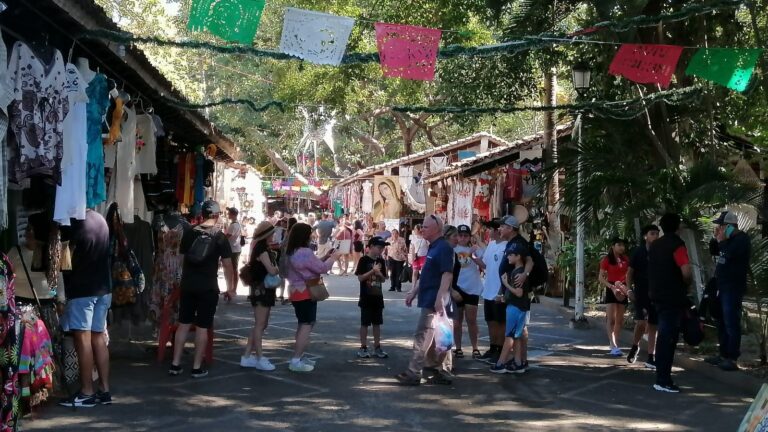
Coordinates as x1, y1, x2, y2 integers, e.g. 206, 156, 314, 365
572, 62, 591, 96
571, 61, 590, 328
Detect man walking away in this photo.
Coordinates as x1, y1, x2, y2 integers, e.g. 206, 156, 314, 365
626, 225, 660, 368
396, 214, 455, 385
169, 200, 235, 378
314, 212, 336, 258
708, 211, 750, 371
225, 207, 243, 292
648, 213, 692, 393
59, 209, 113, 407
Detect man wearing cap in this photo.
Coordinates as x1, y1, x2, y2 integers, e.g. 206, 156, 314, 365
478, 216, 533, 366
709, 211, 751, 371
169, 200, 236, 378
396, 214, 455, 385
225, 207, 243, 291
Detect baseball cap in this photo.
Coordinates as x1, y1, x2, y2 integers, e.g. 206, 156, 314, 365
505, 241, 528, 257
201, 200, 221, 218
457, 224, 471, 235
368, 236, 390, 247
500, 216, 519, 229
713, 211, 738, 225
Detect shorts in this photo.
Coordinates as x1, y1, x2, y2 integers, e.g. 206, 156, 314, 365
337, 239, 352, 254
633, 296, 658, 325
353, 241, 364, 253
62, 294, 112, 333
178, 289, 219, 328
505, 305, 527, 339
249, 286, 276, 308
293, 299, 317, 325
483, 299, 506, 323
455, 287, 480, 308
317, 241, 332, 257
360, 307, 384, 326
412, 256, 427, 271
604, 287, 629, 305
231, 252, 241, 267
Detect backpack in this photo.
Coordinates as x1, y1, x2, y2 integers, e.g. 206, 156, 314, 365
187, 226, 218, 264
527, 243, 548, 288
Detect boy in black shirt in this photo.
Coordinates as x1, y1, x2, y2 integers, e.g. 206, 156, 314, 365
355, 237, 389, 359
491, 243, 530, 374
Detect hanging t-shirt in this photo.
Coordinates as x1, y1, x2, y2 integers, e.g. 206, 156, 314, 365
135, 113, 158, 174
115, 106, 137, 222
481, 240, 508, 300
54, 64, 89, 225
7, 42, 68, 185
85, 74, 110, 208
455, 245, 483, 295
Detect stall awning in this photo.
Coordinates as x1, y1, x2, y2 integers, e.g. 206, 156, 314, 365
335, 132, 516, 187
425, 124, 573, 183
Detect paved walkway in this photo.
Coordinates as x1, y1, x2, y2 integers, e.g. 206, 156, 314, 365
24, 274, 753, 431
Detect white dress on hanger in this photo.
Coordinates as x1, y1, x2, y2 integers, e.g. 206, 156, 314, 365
54, 64, 89, 225
361, 180, 373, 213
135, 113, 157, 174
115, 106, 137, 221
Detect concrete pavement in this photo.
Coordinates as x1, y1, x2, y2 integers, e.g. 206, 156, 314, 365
23, 274, 754, 431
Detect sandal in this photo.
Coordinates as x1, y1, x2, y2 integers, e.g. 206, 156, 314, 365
395, 372, 421, 386
471, 349, 482, 359
453, 349, 464, 359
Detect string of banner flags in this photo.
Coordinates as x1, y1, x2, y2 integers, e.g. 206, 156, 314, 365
81, 0, 762, 90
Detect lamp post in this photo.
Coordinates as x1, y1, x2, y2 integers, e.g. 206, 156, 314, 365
571, 62, 590, 327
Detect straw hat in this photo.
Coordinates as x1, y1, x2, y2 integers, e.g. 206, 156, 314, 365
252, 221, 275, 242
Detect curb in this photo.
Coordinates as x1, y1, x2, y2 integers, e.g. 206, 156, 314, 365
536, 295, 764, 395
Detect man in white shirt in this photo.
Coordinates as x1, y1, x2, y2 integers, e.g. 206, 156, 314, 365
226, 207, 243, 290
478, 219, 509, 364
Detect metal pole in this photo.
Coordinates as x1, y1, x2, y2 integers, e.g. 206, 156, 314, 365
574, 114, 586, 323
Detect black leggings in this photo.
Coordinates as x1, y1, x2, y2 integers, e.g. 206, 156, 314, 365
388, 258, 405, 291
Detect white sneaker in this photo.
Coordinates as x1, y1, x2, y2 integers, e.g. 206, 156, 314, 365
289, 359, 314, 373
301, 356, 316, 367
255, 357, 276, 371
609, 347, 623, 357
240, 355, 260, 368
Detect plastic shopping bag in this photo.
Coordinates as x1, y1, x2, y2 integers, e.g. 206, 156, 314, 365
433, 312, 454, 354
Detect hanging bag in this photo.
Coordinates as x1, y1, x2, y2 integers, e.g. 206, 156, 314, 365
306, 277, 329, 302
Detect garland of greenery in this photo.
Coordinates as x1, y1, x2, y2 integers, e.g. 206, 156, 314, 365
78, 0, 745, 64
160, 86, 702, 119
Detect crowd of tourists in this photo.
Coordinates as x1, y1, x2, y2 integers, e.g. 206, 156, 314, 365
57, 201, 750, 406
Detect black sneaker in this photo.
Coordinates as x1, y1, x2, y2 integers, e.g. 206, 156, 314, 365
58, 392, 97, 408
95, 391, 112, 405
476, 349, 496, 363
485, 353, 500, 365
653, 383, 681, 393
506, 360, 525, 374
644, 355, 656, 370
627, 345, 639, 364
704, 355, 722, 366
719, 359, 739, 371
191, 368, 209, 378
521, 360, 530, 371
168, 364, 183, 376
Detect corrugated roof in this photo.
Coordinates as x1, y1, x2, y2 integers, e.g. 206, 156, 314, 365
424, 124, 573, 183
335, 132, 515, 187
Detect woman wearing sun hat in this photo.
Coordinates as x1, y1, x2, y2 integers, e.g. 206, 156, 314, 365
241, 221, 280, 371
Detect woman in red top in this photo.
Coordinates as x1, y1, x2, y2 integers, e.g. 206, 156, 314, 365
599, 237, 629, 357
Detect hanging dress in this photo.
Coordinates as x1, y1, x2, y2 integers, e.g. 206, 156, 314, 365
54, 64, 89, 225
115, 106, 137, 222
0, 254, 19, 432
85, 74, 110, 209
149, 223, 184, 322
7, 42, 68, 185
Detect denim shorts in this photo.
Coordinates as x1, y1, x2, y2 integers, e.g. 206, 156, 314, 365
62, 294, 112, 333
505, 305, 527, 339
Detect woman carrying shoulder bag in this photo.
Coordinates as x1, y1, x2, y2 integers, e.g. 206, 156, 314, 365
241, 221, 280, 371
285, 223, 340, 372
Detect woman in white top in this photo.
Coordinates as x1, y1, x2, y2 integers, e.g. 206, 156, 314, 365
408, 224, 430, 287
452, 224, 486, 359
